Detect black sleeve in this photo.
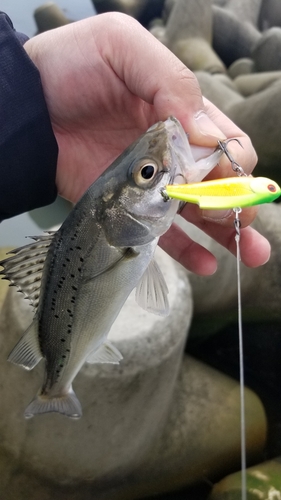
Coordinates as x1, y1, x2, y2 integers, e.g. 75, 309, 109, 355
0, 12, 58, 222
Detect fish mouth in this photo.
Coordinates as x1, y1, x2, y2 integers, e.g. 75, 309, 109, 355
164, 117, 192, 186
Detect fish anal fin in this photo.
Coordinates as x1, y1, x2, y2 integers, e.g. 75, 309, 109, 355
24, 387, 82, 419
135, 259, 169, 316
8, 320, 42, 370
86, 340, 123, 364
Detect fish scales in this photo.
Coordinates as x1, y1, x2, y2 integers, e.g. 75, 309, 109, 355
0, 117, 224, 419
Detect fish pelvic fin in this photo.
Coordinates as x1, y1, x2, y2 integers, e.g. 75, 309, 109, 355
86, 340, 123, 364
135, 258, 169, 316
24, 387, 82, 419
8, 320, 42, 370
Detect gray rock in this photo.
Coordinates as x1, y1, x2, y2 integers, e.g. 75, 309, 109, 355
218, 0, 263, 26
34, 2, 72, 33
195, 71, 244, 115
212, 6, 261, 67
259, 0, 281, 30
91, 0, 144, 17
234, 71, 281, 96
228, 58, 255, 79
165, 0, 225, 72
166, 0, 213, 43
252, 27, 281, 71
226, 79, 281, 176
0, 246, 266, 499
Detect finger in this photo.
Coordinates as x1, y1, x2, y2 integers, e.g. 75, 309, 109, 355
181, 204, 271, 267
159, 223, 218, 276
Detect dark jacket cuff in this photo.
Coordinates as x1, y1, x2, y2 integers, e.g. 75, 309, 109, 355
0, 12, 58, 221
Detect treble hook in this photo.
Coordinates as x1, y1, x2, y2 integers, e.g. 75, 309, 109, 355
218, 138, 246, 177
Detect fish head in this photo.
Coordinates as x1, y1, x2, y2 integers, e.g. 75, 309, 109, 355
115, 117, 193, 241
98, 117, 222, 247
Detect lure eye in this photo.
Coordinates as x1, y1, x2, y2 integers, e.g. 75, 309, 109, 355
133, 160, 159, 187
268, 184, 277, 193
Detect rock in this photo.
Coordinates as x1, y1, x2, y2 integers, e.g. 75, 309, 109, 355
34, 2, 72, 33
259, 0, 281, 30
210, 458, 281, 499
252, 27, 281, 71
226, 79, 281, 176
0, 248, 12, 314
218, 0, 263, 26
165, 0, 225, 73
91, 0, 144, 17
195, 71, 244, 115
234, 70, 281, 96
228, 58, 255, 79
212, 6, 261, 67
92, 0, 165, 27
0, 246, 266, 499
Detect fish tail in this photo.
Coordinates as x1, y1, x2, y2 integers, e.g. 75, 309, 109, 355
24, 387, 82, 419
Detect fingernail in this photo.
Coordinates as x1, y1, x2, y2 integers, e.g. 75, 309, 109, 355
195, 111, 227, 139
202, 209, 233, 221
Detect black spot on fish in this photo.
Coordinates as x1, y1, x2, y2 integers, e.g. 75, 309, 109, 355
51, 307, 55, 311
78, 267, 81, 272
66, 258, 70, 262
62, 263, 66, 268
69, 247, 74, 251
76, 246, 82, 250
72, 286, 78, 291
55, 314, 59, 318
62, 355, 66, 358
61, 338, 66, 342
80, 257, 84, 263
58, 284, 62, 289
67, 329, 71, 334
67, 309, 72, 314
71, 274, 75, 278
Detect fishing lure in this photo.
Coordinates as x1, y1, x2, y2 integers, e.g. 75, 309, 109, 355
163, 176, 281, 209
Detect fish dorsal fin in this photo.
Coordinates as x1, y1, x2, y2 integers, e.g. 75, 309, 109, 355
86, 340, 123, 364
0, 232, 55, 309
135, 259, 169, 316
8, 319, 42, 370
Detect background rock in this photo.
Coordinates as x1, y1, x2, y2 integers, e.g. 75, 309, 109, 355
165, 0, 225, 72
34, 2, 72, 33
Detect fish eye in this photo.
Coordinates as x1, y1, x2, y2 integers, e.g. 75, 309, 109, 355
133, 160, 159, 186
268, 184, 277, 193
141, 164, 156, 179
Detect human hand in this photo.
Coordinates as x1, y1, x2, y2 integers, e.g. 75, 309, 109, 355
24, 13, 270, 274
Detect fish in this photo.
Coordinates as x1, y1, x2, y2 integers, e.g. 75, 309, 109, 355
164, 176, 281, 209
0, 116, 223, 419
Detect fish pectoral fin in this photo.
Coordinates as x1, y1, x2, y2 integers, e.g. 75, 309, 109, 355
86, 340, 123, 364
24, 386, 82, 419
8, 320, 42, 370
135, 258, 169, 316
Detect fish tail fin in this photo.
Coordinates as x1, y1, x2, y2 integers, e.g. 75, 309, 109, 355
24, 387, 82, 419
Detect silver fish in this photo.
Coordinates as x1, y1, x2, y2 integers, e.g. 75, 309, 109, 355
0, 117, 223, 419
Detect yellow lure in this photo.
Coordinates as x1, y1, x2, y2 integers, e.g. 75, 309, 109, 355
164, 176, 281, 209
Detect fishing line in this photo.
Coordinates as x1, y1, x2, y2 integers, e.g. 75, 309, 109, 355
233, 207, 247, 500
